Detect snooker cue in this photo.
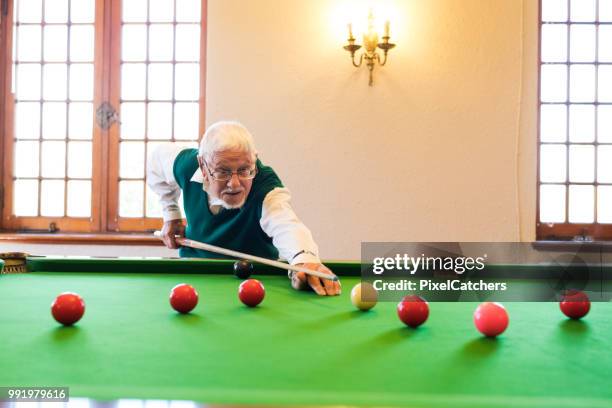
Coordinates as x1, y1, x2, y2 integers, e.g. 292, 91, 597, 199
153, 231, 338, 282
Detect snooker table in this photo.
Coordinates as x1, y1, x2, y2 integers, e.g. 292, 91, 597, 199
1, 256, 611, 408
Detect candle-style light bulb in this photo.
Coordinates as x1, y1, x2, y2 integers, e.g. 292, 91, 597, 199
348, 23, 354, 39
363, 9, 378, 52
384, 20, 390, 38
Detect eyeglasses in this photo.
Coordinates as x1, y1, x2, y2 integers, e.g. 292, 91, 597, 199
202, 159, 257, 182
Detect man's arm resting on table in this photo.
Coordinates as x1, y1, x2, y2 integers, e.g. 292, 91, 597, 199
146, 144, 188, 248
260, 188, 340, 296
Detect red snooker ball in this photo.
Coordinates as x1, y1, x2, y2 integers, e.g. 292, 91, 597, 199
239, 279, 265, 307
474, 302, 509, 337
560, 290, 590, 319
51, 292, 85, 326
397, 295, 429, 328
170, 283, 199, 314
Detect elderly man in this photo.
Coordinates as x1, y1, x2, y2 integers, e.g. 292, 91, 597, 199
147, 121, 340, 296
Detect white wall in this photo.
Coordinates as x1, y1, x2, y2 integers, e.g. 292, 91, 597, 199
205, 0, 538, 259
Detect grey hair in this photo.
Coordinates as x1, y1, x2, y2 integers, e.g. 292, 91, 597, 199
198, 121, 257, 163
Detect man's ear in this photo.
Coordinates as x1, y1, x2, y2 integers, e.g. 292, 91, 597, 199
197, 156, 208, 180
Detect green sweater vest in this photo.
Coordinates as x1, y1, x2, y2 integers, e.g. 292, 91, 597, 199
172, 148, 283, 259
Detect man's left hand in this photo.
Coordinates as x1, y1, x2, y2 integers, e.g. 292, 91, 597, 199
291, 263, 341, 296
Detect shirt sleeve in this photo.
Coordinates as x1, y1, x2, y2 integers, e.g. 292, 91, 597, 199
260, 187, 321, 265
146, 143, 189, 222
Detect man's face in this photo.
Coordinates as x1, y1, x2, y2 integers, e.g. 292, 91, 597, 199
198, 150, 255, 209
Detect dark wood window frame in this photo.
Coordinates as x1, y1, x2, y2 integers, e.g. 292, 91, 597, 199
0, 0, 207, 245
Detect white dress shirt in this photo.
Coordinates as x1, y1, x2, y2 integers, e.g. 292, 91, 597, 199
147, 144, 321, 265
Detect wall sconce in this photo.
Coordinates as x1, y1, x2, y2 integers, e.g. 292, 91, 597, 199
343, 10, 396, 86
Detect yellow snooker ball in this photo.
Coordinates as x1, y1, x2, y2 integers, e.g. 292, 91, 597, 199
351, 282, 378, 311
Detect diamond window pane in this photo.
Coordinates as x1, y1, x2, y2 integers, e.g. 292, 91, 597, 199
67, 180, 91, 217
598, 106, 612, 143
16, 64, 41, 100
569, 65, 595, 102
540, 184, 566, 223
174, 103, 199, 140
119, 181, 144, 217
45, 0, 68, 23
123, 0, 147, 22
41, 141, 66, 178
41, 180, 65, 216
568, 104, 595, 143
598, 66, 612, 103
540, 145, 567, 183
149, 0, 174, 22
121, 63, 146, 100
148, 64, 173, 100
571, 0, 596, 21
120, 142, 145, 178
42, 102, 67, 139
17, 25, 42, 62
71, 0, 94, 23
13, 180, 39, 216
541, 24, 567, 62
70, 25, 94, 62
17, 0, 42, 23
599, 26, 612, 62
14, 141, 40, 177
43, 64, 67, 100
176, 0, 201, 22
44, 26, 68, 62
67, 141, 92, 178
149, 24, 173, 62
147, 103, 172, 139
601, 0, 612, 21
120, 103, 145, 140
568, 145, 594, 183
598, 146, 612, 183
69, 64, 94, 100
597, 186, 612, 223
541, 65, 567, 102
569, 25, 595, 62
69, 103, 93, 139
146, 184, 162, 218
15, 102, 40, 139
568, 185, 594, 223
175, 63, 199, 100
542, 0, 568, 21
175, 25, 200, 61
122, 24, 147, 62
540, 104, 566, 142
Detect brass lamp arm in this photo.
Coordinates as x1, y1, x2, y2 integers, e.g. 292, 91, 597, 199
352, 53, 364, 68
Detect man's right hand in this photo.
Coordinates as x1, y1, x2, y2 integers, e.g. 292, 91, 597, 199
161, 219, 185, 249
